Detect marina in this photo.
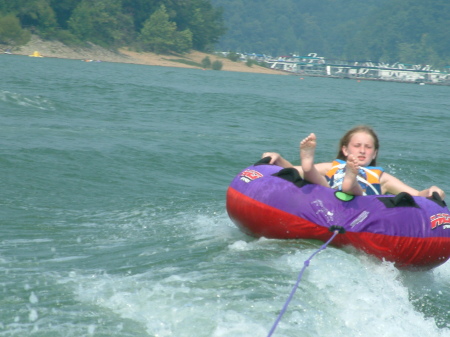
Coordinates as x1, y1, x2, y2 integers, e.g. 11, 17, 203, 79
265, 53, 450, 84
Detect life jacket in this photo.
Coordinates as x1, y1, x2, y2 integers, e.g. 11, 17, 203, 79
326, 159, 384, 195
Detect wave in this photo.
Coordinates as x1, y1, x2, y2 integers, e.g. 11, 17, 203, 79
0, 90, 55, 111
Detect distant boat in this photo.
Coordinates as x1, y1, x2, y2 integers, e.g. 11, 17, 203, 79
29, 51, 43, 57
4, 48, 12, 54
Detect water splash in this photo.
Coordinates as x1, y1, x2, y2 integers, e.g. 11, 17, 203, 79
0, 90, 55, 111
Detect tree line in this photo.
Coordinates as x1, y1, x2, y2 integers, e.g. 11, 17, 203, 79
0, 0, 225, 54
1, 0, 449, 68
211, 0, 450, 68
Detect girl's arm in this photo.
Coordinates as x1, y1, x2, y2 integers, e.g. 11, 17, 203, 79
381, 172, 445, 199
262, 152, 295, 168
261, 152, 331, 178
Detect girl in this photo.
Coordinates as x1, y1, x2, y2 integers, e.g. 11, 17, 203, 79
263, 125, 445, 198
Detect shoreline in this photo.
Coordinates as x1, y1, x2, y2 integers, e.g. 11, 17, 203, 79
3, 36, 448, 85
1, 35, 288, 75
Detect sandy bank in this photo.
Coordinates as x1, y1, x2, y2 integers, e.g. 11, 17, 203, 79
2, 35, 288, 75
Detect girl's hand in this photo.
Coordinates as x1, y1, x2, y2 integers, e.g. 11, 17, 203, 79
427, 186, 446, 200
262, 152, 281, 165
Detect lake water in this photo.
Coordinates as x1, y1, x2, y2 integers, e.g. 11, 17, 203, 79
1, 54, 450, 336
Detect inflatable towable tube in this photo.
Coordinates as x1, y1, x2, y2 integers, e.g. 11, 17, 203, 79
226, 158, 450, 270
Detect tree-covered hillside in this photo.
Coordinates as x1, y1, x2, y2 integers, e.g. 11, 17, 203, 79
0, 0, 225, 53
1, 0, 449, 67
212, 0, 450, 67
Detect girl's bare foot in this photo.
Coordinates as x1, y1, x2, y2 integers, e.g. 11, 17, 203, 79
300, 133, 317, 173
299, 133, 329, 187
342, 155, 363, 195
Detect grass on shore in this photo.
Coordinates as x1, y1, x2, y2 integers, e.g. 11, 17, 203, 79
164, 58, 202, 68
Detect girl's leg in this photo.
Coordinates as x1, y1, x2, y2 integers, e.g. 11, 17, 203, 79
342, 155, 363, 195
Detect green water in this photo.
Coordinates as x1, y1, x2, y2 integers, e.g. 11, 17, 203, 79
1, 54, 450, 336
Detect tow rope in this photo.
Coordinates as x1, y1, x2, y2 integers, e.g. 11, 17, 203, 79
266, 226, 345, 337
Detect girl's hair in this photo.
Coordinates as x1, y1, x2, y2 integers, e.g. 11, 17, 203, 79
336, 125, 379, 166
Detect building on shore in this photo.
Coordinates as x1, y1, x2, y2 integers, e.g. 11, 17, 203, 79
265, 53, 450, 85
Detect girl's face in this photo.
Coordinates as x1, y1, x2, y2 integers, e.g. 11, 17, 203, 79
342, 131, 377, 166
